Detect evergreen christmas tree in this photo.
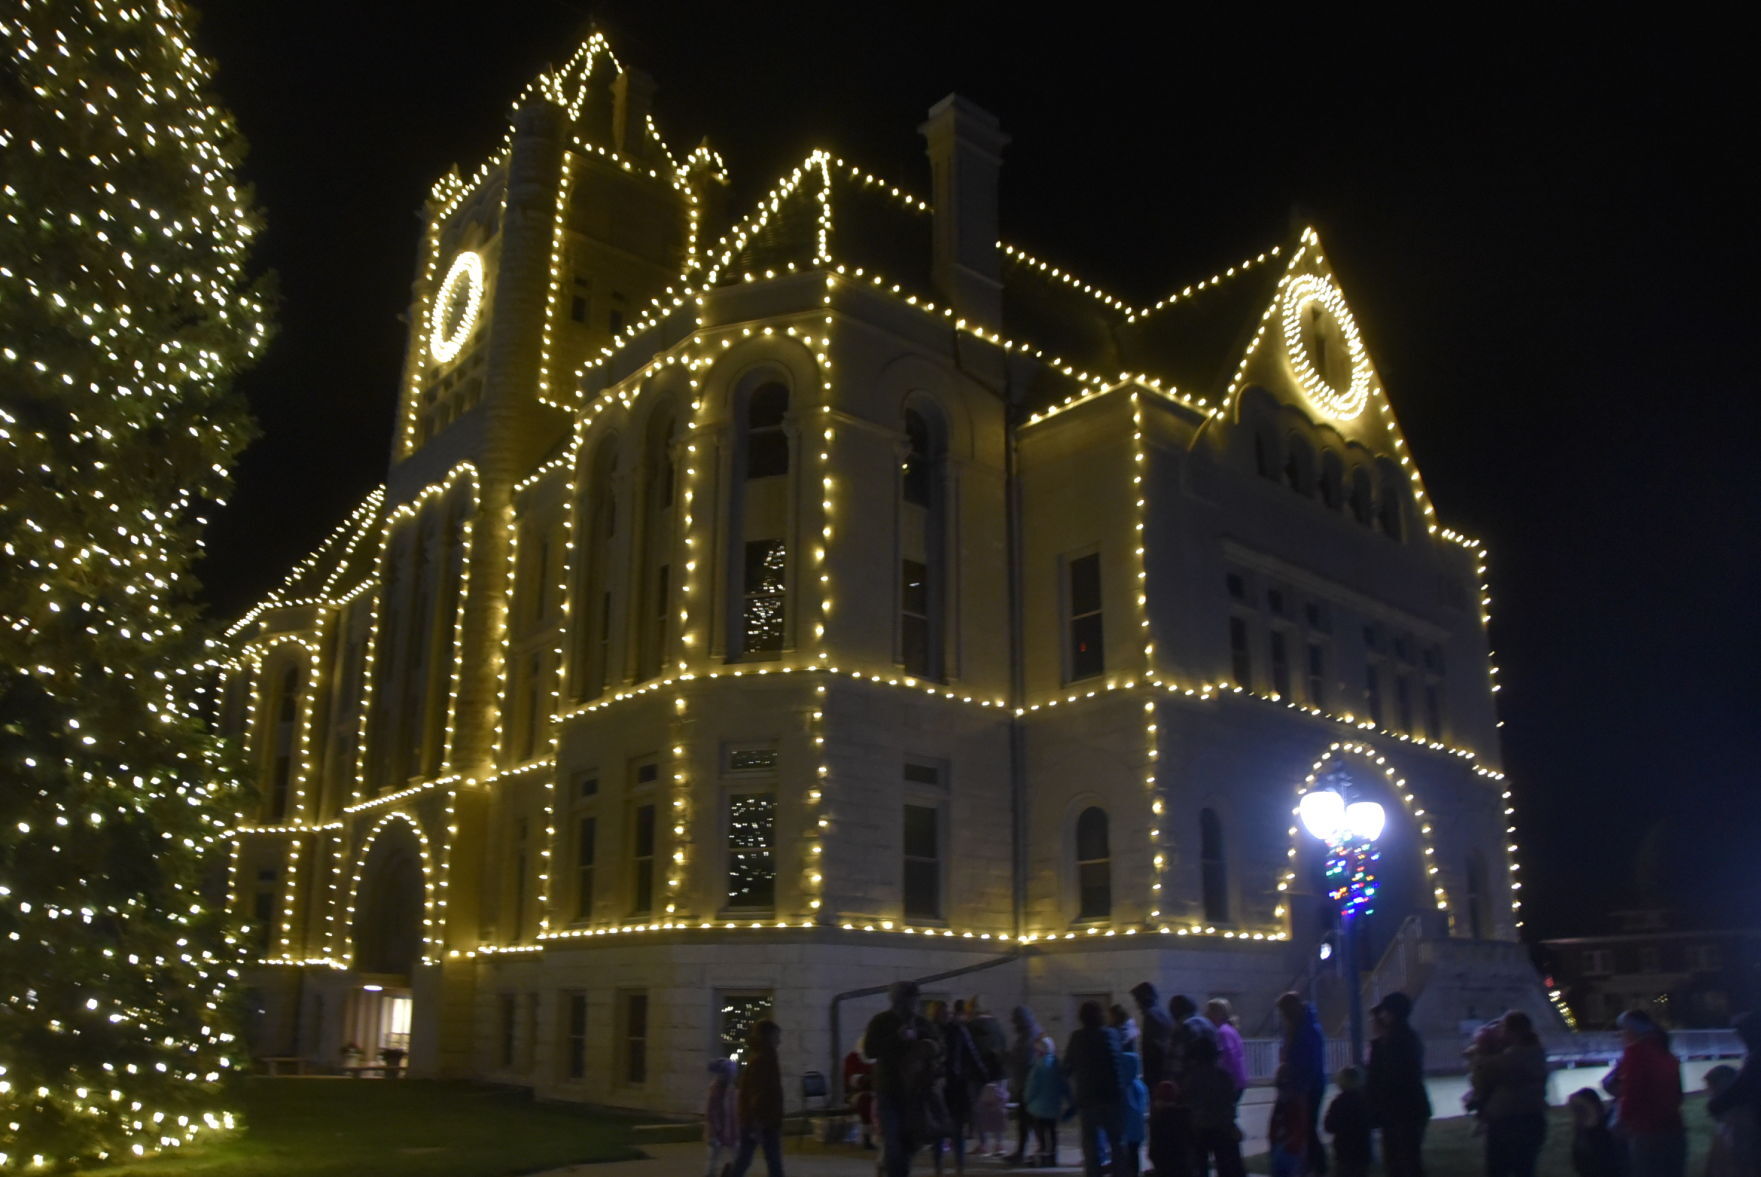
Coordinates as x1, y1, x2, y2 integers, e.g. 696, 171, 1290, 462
0, 0, 268, 1167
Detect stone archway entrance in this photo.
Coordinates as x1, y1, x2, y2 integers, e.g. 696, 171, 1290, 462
346, 819, 426, 1069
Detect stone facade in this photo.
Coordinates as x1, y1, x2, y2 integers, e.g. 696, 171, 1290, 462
219, 33, 1527, 1111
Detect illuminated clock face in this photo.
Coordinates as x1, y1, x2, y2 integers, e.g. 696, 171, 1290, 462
429, 250, 485, 363
1280, 273, 1370, 420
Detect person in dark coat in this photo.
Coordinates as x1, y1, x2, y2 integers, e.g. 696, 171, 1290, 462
1323, 1065, 1373, 1177
933, 999, 986, 1175
728, 1020, 785, 1177
1183, 1036, 1245, 1177
1365, 991, 1431, 1177
1148, 1079, 1193, 1177
1133, 982, 1176, 1089
1276, 991, 1328, 1175
1471, 1010, 1550, 1177
1063, 1000, 1126, 1177
866, 981, 929, 1177
1708, 1012, 1761, 1136
1169, 995, 1218, 1084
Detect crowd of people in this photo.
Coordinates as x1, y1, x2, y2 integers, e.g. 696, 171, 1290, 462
705, 984, 1761, 1177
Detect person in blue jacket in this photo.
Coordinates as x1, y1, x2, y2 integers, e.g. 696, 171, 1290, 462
1118, 1046, 1148, 1177
1276, 991, 1328, 1175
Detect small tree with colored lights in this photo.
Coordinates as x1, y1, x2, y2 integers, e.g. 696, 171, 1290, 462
0, 0, 268, 1166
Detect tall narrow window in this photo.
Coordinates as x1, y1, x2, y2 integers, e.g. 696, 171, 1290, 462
1424, 682, 1443, 738
510, 817, 528, 938
901, 559, 930, 677
1270, 630, 1291, 697
1306, 641, 1327, 706
745, 383, 789, 479
719, 992, 775, 1064
564, 993, 588, 1080
1395, 672, 1413, 732
902, 409, 934, 506
574, 814, 596, 922
270, 664, 299, 818
1200, 808, 1228, 923
902, 804, 941, 919
1350, 468, 1374, 526
569, 438, 618, 702
1365, 663, 1383, 723
498, 994, 517, 1068
741, 540, 787, 654
1465, 853, 1488, 940
630, 804, 655, 916
622, 992, 648, 1084
1067, 553, 1103, 682
1075, 807, 1111, 921
1377, 465, 1404, 540
1229, 616, 1253, 687
636, 411, 676, 681
726, 793, 776, 911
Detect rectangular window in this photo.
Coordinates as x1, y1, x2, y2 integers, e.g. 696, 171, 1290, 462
903, 803, 941, 919
622, 991, 648, 1084
498, 994, 517, 1068
901, 559, 930, 677
726, 793, 776, 911
1229, 616, 1252, 687
1306, 641, 1326, 706
564, 992, 588, 1080
574, 815, 596, 922
718, 991, 775, 1064
1067, 553, 1103, 681
576, 773, 599, 800
608, 308, 624, 334
1424, 683, 1443, 738
570, 294, 588, 324
1269, 630, 1291, 697
630, 804, 655, 915
596, 591, 611, 693
742, 540, 787, 654
1305, 600, 1330, 632
654, 563, 670, 651
903, 761, 941, 786
511, 817, 528, 937
1365, 663, 1383, 723
1225, 572, 1247, 602
520, 650, 542, 760
728, 747, 779, 773
1395, 673, 1413, 731
1267, 588, 1285, 615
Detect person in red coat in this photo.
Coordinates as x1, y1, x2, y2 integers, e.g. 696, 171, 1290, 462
1602, 1008, 1685, 1177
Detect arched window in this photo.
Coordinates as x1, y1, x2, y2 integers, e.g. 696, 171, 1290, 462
1283, 434, 1314, 496
1465, 852, 1488, 940
1377, 462, 1405, 541
269, 664, 299, 818
899, 402, 947, 680
1200, 808, 1228, 923
745, 383, 789, 479
1319, 450, 1344, 510
1075, 807, 1111, 921
1254, 425, 1278, 480
1349, 467, 1374, 526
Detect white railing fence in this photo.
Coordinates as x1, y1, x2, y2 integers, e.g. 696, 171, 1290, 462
1238, 1029, 1745, 1082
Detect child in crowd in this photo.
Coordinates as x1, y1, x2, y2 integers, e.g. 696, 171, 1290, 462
1566, 1087, 1622, 1177
705, 1057, 740, 1177
1147, 1080, 1191, 1177
1705, 1066, 1757, 1177
974, 1074, 1010, 1158
1267, 1066, 1310, 1177
1118, 1046, 1148, 1177
1322, 1065, 1372, 1177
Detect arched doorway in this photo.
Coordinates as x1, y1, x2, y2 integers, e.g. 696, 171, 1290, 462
346, 817, 428, 1069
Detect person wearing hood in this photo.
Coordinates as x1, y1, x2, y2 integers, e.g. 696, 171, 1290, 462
1276, 991, 1328, 1175
1008, 1005, 1057, 1165
1132, 982, 1176, 1088
1605, 1008, 1685, 1177
1118, 1043, 1149, 1177
866, 981, 930, 1177
1365, 991, 1431, 1177
705, 1056, 741, 1177
1169, 995, 1218, 1083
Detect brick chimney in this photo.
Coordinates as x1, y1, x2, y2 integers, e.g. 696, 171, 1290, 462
919, 94, 1008, 329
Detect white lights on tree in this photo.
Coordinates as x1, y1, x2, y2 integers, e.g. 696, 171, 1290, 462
1281, 273, 1370, 420
429, 250, 485, 363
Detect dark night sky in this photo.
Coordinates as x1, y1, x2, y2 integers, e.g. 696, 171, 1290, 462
189, 3, 1757, 940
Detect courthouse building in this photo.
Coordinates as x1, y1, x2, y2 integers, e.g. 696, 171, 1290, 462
219, 33, 1542, 1108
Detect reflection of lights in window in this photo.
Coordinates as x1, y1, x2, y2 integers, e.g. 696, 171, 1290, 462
742, 540, 787, 652
718, 994, 772, 1063
429, 251, 484, 363
726, 794, 776, 910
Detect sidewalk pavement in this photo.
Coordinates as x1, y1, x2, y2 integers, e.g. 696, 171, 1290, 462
535, 1061, 1724, 1177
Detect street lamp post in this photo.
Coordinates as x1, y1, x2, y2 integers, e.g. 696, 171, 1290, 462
1298, 789, 1386, 1066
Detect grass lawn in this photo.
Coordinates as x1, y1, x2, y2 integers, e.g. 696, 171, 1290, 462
76, 1078, 643, 1177
1246, 1095, 1715, 1175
